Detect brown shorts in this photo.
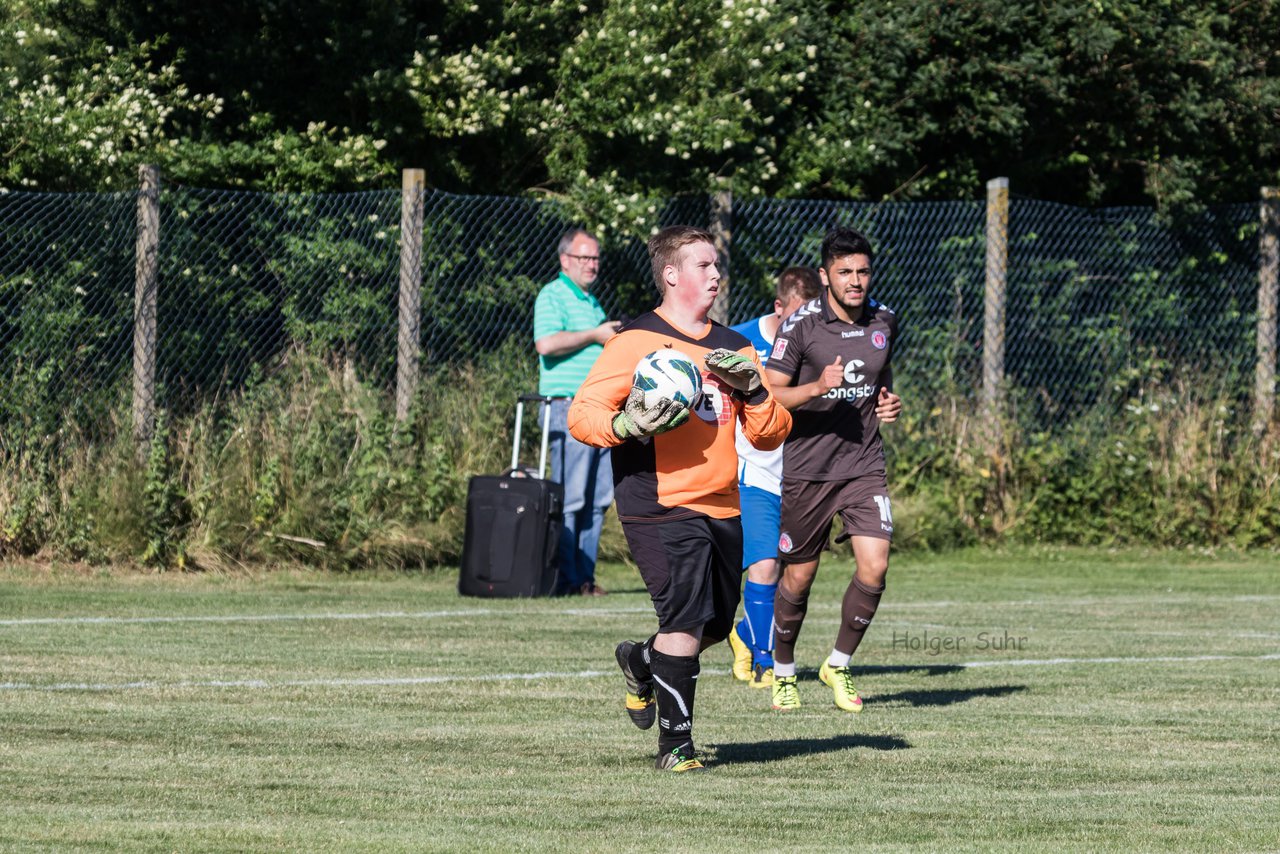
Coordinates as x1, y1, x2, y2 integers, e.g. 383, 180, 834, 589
777, 473, 892, 564
621, 514, 744, 640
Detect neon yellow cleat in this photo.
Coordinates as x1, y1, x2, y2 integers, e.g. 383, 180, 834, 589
727, 627, 753, 682
656, 743, 706, 772
819, 660, 863, 713
750, 663, 774, 688
615, 641, 656, 730
771, 674, 800, 711
625, 691, 656, 729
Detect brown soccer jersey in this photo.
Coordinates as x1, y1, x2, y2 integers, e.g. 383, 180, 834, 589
568, 308, 792, 522
766, 295, 898, 482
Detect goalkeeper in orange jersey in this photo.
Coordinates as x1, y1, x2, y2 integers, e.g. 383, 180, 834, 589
569, 225, 791, 772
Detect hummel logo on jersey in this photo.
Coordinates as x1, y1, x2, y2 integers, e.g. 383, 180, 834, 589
841, 329, 864, 338
780, 298, 822, 334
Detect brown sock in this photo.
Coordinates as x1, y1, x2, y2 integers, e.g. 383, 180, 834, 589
772, 584, 809, 666
834, 577, 884, 656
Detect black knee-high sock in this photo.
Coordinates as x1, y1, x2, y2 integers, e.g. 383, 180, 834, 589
649, 648, 699, 754
835, 577, 885, 656
772, 585, 810, 666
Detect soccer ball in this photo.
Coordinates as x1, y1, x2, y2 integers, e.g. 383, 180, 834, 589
633, 349, 703, 408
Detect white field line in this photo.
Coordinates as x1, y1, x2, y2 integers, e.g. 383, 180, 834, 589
2, 654, 1277, 693
868, 620, 1280, 640
960, 652, 1280, 668
884, 594, 1280, 609
0, 669, 613, 692
0, 609, 499, 627
3, 592, 1277, 628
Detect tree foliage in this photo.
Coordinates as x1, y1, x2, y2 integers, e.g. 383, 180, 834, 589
2, 0, 1277, 221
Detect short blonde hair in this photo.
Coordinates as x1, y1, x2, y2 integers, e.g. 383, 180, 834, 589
647, 226, 715, 295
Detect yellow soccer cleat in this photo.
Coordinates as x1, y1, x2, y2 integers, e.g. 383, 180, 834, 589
625, 690, 656, 730
819, 660, 863, 713
655, 743, 706, 772
749, 663, 774, 689
771, 674, 801, 711
727, 627, 753, 682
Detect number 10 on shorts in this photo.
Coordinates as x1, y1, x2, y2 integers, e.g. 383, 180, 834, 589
873, 494, 893, 525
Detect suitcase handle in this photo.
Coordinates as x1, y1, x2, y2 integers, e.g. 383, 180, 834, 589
511, 394, 557, 478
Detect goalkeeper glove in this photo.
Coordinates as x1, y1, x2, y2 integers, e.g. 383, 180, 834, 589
612, 387, 690, 440
704, 348, 763, 395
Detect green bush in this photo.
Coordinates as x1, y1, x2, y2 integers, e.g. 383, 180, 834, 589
886, 376, 1280, 551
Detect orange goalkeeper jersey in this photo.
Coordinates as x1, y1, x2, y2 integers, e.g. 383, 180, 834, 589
568, 308, 792, 522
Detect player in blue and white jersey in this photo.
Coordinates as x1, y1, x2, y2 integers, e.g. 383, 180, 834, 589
725, 267, 824, 688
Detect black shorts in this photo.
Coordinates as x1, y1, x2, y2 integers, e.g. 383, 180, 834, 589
621, 514, 744, 640
778, 473, 893, 565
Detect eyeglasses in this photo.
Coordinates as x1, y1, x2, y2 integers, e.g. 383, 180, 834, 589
565, 254, 600, 263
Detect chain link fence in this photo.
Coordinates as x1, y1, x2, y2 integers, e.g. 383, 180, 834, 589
0, 179, 1273, 442
0, 190, 136, 438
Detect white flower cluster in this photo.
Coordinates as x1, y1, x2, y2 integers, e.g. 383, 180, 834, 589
408, 46, 528, 136
561, 169, 662, 238
0, 23, 223, 188
398, 0, 830, 235
254, 120, 393, 188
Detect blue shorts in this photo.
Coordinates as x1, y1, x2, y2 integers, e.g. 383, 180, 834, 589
739, 484, 781, 569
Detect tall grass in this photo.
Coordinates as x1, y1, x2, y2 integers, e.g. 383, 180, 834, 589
2, 350, 1278, 569
2, 345, 532, 570
888, 376, 1280, 550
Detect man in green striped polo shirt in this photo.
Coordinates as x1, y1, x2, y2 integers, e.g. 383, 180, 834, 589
534, 228, 621, 596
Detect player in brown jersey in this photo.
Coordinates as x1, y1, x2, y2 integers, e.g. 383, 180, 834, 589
569, 226, 791, 771
762, 226, 902, 713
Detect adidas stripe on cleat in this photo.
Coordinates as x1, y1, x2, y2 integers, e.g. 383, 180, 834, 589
771, 674, 800, 711
615, 641, 656, 730
819, 660, 863, 713
727, 626, 753, 682
655, 743, 705, 772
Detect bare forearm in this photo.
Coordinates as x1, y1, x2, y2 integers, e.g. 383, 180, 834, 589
769, 380, 829, 411
536, 329, 599, 357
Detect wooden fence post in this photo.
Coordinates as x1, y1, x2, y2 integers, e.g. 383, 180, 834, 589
1255, 186, 1279, 434
396, 168, 425, 422
982, 177, 1010, 435
133, 164, 160, 453
709, 179, 732, 325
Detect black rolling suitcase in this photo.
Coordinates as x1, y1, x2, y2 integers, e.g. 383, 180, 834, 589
459, 394, 564, 598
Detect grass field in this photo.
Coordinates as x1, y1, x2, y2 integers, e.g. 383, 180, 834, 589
2, 547, 1278, 852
